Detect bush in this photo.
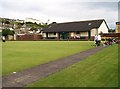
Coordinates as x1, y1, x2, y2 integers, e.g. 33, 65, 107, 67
2, 28, 14, 37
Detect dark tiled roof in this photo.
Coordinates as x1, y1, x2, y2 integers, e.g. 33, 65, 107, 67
43, 19, 107, 32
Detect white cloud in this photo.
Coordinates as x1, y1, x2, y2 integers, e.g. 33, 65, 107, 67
0, 0, 119, 28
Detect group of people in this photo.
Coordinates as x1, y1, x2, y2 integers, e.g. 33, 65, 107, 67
94, 34, 117, 46
102, 38, 117, 46
94, 34, 101, 46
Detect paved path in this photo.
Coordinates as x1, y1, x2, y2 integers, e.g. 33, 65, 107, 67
2, 46, 106, 88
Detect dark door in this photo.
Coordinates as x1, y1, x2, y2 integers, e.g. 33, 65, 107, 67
88, 31, 91, 39
60, 32, 69, 39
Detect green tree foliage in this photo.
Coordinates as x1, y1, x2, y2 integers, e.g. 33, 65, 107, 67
15, 22, 24, 29
2, 28, 15, 37
30, 27, 37, 31
0, 18, 4, 25
5, 20, 10, 24
26, 22, 37, 27
0, 18, 10, 24
25, 22, 46, 28
109, 29, 115, 33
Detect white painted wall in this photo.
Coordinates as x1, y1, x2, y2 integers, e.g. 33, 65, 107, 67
56, 33, 59, 37
70, 32, 88, 37
43, 33, 46, 37
48, 33, 56, 37
8, 35, 14, 40
91, 28, 98, 36
98, 21, 108, 34
70, 32, 75, 37
14, 34, 16, 40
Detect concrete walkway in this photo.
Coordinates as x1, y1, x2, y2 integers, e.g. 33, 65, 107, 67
2, 46, 106, 88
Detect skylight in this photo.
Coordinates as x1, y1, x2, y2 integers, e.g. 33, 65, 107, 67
88, 23, 92, 25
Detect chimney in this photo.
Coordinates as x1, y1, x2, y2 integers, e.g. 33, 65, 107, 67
116, 22, 120, 33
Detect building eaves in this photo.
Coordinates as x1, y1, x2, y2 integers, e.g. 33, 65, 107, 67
43, 19, 105, 33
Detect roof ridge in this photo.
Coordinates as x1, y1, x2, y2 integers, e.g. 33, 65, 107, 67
43, 19, 108, 33
57, 19, 105, 24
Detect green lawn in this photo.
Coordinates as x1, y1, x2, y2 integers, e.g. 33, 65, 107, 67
2, 41, 93, 75
28, 44, 118, 87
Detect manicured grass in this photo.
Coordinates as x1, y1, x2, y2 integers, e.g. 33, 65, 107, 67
28, 44, 118, 87
2, 41, 93, 75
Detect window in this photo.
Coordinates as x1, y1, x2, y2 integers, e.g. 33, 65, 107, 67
54, 33, 56, 35
76, 32, 80, 34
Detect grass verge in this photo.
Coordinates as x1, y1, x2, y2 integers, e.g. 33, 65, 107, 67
28, 44, 118, 87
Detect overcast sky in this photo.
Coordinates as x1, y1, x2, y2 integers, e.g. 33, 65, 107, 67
0, 0, 119, 29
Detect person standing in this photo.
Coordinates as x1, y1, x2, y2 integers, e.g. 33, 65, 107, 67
97, 34, 101, 46
94, 34, 98, 46
2, 36, 6, 42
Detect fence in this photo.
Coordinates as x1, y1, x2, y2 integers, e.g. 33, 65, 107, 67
102, 33, 120, 37
16, 34, 42, 41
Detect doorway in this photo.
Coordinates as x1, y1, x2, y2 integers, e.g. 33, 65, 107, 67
59, 32, 69, 39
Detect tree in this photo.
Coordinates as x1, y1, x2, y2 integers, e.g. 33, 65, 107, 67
99, 31, 103, 35
2, 28, 14, 37
5, 20, 10, 24
109, 29, 115, 33
30, 27, 37, 31
16, 22, 24, 29
0, 18, 10, 24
